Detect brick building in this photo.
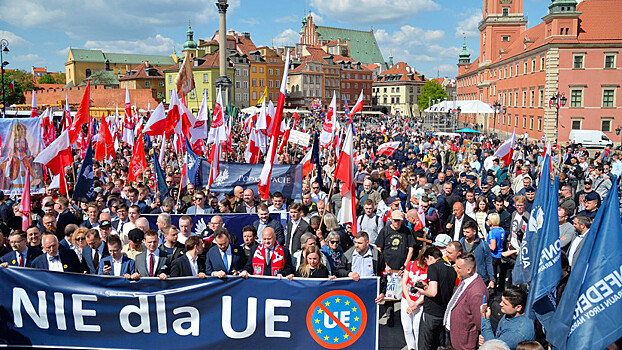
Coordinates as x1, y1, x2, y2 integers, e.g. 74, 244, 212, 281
456, 0, 622, 142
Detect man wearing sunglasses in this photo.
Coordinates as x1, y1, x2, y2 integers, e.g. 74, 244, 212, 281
186, 193, 214, 215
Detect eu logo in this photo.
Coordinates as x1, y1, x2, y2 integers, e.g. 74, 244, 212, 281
306, 290, 367, 349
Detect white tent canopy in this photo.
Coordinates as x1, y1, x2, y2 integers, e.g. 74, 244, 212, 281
424, 100, 494, 114
240, 106, 312, 115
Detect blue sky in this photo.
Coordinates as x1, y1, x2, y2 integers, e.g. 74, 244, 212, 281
1, 0, 550, 79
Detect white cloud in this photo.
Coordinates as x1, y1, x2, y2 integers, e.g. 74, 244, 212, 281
433, 64, 457, 76
309, 12, 324, 25
375, 25, 444, 47
84, 34, 179, 55
272, 29, 299, 47
13, 53, 46, 65
455, 11, 481, 38
0, 30, 32, 49
310, 0, 441, 24
0, 0, 217, 41
56, 46, 70, 57
275, 15, 299, 23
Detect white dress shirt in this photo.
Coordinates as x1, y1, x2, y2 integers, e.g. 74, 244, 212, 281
112, 258, 123, 276
219, 246, 232, 272
568, 231, 587, 266
453, 215, 464, 241
47, 253, 64, 272
186, 254, 199, 276
146, 250, 160, 275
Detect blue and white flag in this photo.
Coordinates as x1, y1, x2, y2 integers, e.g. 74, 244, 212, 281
72, 139, 94, 203
154, 152, 168, 200
310, 132, 323, 189
547, 176, 622, 350
185, 137, 202, 188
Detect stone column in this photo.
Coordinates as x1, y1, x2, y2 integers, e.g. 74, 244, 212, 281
215, 0, 232, 107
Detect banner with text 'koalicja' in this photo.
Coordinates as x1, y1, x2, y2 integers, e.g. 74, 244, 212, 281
0, 268, 378, 350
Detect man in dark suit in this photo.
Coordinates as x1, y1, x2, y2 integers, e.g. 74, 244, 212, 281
240, 227, 294, 278
234, 188, 259, 213
126, 187, 149, 214
0, 231, 42, 267
59, 224, 79, 250
31, 234, 83, 273
158, 225, 185, 261
81, 203, 100, 229
445, 202, 477, 241
253, 203, 285, 246
55, 197, 80, 241
0, 230, 11, 257
82, 229, 109, 274
285, 203, 309, 254
98, 235, 135, 277
131, 230, 170, 280
206, 228, 247, 277
445, 253, 489, 350
170, 236, 207, 278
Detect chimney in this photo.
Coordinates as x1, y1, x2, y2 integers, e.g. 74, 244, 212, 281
242, 32, 251, 39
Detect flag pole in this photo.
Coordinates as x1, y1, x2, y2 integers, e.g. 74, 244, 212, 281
318, 168, 339, 232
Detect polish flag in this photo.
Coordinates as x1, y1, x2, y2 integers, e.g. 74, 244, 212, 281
40, 108, 55, 147
301, 150, 313, 177
414, 202, 426, 232
128, 125, 147, 182
94, 113, 115, 162
179, 160, 190, 189
258, 49, 290, 200
493, 129, 516, 165
191, 89, 209, 141
243, 114, 257, 133
292, 109, 300, 129
207, 88, 227, 145
165, 90, 181, 139
68, 80, 90, 144
267, 100, 277, 138
244, 129, 261, 164
334, 126, 356, 235
278, 119, 291, 155
62, 93, 72, 131
30, 91, 39, 118
144, 102, 166, 136
320, 92, 337, 147
49, 173, 68, 196
122, 87, 135, 146
34, 130, 72, 175
348, 90, 364, 120
18, 167, 31, 231
207, 142, 221, 188
377, 141, 401, 157
177, 93, 196, 138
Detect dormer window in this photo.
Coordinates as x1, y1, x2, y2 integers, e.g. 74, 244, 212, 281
502, 7, 509, 16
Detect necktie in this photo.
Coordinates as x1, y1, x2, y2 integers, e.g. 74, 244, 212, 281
49, 255, 59, 262
222, 251, 229, 272
265, 248, 271, 271
149, 253, 155, 277
93, 250, 100, 272
443, 280, 466, 329
19, 253, 24, 267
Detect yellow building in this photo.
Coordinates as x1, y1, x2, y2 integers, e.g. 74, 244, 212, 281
256, 46, 284, 102
65, 48, 176, 87
248, 50, 267, 104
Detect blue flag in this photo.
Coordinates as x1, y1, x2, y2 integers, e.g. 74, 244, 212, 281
310, 132, 323, 189
72, 139, 94, 203
513, 152, 559, 286
547, 176, 622, 350
154, 153, 168, 200
185, 137, 203, 188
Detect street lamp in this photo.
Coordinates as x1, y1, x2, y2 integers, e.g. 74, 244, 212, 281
1, 39, 9, 117
549, 92, 567, 144
456, 106, 461, 130
616, 126, 621, 147
492, 101, 504, 136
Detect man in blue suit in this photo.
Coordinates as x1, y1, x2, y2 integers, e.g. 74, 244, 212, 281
98, 236, 134, 277
206, 228, 247, 278
31, 234, 83, 273
0, 231, 42, 267
252, 203, 285, 246
82, 229, 109, 274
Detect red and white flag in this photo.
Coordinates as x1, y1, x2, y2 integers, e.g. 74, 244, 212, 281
18, 167, 31, 231
34, 130, 72, 175
301, 150, 313, 177
320, 92, 337, 147
207, 142, 221, 188
40, 108, 55, 147
122, 87, 135, 146
258, 49, 290, 200
191, 89, 209, 141
179, 160, 190, 189
493, 129, 516, 165
377, 141, 401, 157
30, 91, 38, 118
414, 202, 426, 232
244, 129, 261, 164
68, 80, 90, 144
144, 102, 166, 136
166, 90, 181, 139
207, 87, 227, 144
128, 125, 147, 182
62, 93, 72, 131
278, 119, 291, 155
348, 90, 364, 119
94, 113, 115, 162
334, 126, 357, 235
49, 173, 68, 196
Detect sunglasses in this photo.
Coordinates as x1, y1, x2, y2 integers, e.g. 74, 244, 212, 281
329, 240, 340, 244
75, 237, 86, 241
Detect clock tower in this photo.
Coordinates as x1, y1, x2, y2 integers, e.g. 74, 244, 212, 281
478, 0, 527, 66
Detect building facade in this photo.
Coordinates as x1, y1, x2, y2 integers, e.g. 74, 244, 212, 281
373, 62, 427, 118
456, 0, 622, 142
119, 62, 166, 101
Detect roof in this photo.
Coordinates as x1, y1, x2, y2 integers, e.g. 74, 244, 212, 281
315, 26, 385, 64
210, 31, 257, 56
290, 61, 323, 74
119, 62, 164, 80
68, 48, 175, 66
375, 62, 426, 83
77, 70, 120, 87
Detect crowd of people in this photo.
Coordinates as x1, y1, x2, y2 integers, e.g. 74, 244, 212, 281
1, 111, 622, 350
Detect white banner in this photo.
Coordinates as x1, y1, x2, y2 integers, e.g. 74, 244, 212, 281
288, 130, 310, 147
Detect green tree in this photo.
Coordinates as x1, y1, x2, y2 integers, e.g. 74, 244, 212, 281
1, 70, 36, 105
418, 80, 448, 111
38, 74, 56, 84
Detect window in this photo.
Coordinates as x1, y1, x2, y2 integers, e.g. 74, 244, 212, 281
524, 61, 528, 74
605, 55, 616, 69
168, 76, 172, 83
530, 116, 534, 130
539, 89, 544, 107
269, 80, 273, 88
259, 79, 264, 87
532, 59, 536, 72
531, 89, 535, 107
259, 67, 264, 73
243, 81, 248, 89
515, 114, 519, 127
252, 79, 257, 87
269, 69, 273, 75
509, 66, 513, 76
235, 93, 241, 101
396, 87, 400, 92
189, 89, 195, 98
276, 69, 280, 75
573, 55, 584, 69
252, 66, 256, 73
603, 89, 615, 107
203, 74, 208, 83
159, 81, 164, 87
570, 89, 583, 107
571, 119, 582, 130
502, 36, 509, 42
276, 81, 280, 88
396, 97, 400, 104
515, 90, 519, 107
235, 81, 240, 89
523, 89, 527, 107
502, 7, 509, 16
269, 92, 273, 100
383, 97, 387, 104
602, 119, 612, 132
85, 69, 91, 77
145, 81, 150, 87
541, 56, 545, 70
243, 93, 248, 101
515, 64, 519, 76
523, 115, 527, 128
538, 116, 542, 131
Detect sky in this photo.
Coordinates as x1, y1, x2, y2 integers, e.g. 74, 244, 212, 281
1, 0, 551, 79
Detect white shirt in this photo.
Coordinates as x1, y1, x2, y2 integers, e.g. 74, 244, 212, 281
445, 273, 479, 330
177, 232, 196, 245
453, 215, 465, 241
219, 246, 232, 272
46, 253, 64, 272
146, 250, 160, 275
288, 218, 301, 251
358, 214, 384, 244
186, 254, 199, 276
112, 258, 123, 276
92, 243, 104, 262
568, 231, 587, 266
311, 191, 328, 204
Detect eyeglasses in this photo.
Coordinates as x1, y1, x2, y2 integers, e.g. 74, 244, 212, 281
312, 187, 319, 190
329, 240, 340, 244
194, 198, 204, 201
166, 181, 173, 184
74, 237, 86, 241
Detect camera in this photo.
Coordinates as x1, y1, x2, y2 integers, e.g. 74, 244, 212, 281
410, 281, 425, 293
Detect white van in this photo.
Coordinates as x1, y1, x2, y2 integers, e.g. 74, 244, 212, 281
568, 130, 613, 148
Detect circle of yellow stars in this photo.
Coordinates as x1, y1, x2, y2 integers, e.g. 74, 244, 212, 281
313, 297, 361, 342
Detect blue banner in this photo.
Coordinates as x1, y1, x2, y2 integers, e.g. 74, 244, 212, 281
143, 213, 280, 243
201, 162, 302, 200
72, 139, 95, 203
0, 268, 378, 350
547, 177, 622, 350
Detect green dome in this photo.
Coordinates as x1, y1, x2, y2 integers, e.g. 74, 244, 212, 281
183, 25, 197, 50
459, 42, 470, 59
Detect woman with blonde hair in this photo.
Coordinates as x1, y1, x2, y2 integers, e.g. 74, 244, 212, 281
295, 245, 329, 278
71, 227, 89, 262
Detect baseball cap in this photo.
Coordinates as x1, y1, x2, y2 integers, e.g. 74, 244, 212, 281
525, 186, 536, 193
128, 228, 144, 243
585, 192, 599, 202
500, 180, 511, 187
99, 220, 112, 227
423, 183, 433, 191
391, 211, 405, 221
433, 234, 452, 248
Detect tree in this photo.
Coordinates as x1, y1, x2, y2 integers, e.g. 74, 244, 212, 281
1, 70, 36, 105
418, 80, 448, 111
38, 74, 56, 84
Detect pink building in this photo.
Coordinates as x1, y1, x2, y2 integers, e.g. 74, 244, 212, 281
456, 0, 622, 142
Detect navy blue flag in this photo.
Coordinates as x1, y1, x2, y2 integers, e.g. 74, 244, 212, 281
310, 132, 323, 189
547, 177, 622, 350
0, 268, 378, 349
72, 139, 94, 203
154, 153, 168, 200
513, 151, 560, 287
185, 137, 202, 188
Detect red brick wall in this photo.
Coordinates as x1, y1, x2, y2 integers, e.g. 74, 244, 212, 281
24, 85, 161, 109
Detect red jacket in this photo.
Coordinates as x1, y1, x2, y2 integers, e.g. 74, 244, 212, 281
449, 275, 489, 350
